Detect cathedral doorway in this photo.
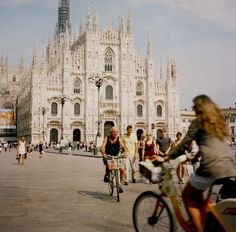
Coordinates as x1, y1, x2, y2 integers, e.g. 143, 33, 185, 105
73, 129, 81, 142
136, 129, 143, 140
104, 121, 114, 137
50, 128, 58, 143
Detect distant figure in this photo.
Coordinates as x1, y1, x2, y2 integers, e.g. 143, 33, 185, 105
39, 141, 44, 158
4, 142, 8, 152
138, 134, 145, 161
56, 142, 60, 154
0, 141, 2, 154
17, 137, 26, 165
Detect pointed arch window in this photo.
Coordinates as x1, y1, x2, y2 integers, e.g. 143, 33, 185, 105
137, 104, 143, 117
74, 78, 81, 94
105, 85, 113, 100
104, 49, 114, 72
51, 102, 58, 115
74, 103, 80, 116
157, 105, 162, 117
136, 81, 144, 96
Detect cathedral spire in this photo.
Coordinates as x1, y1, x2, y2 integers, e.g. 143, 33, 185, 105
93, 12, 98, 32
57, 0, 70, 35
41, 47, 47, 69
79, 18, 83, 36
86, 11, 91, 32
147, 34, 152, 58
119, 16, 125, 36
127, 10, 132, 35
18, 51, 24, 68
160, 61, 163, 79
32, 45, 38, 68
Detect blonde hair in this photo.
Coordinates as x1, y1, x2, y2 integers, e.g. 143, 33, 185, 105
193, 95, 227, 140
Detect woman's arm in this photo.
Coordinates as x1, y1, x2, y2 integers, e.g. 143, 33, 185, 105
169, 119, 199, 159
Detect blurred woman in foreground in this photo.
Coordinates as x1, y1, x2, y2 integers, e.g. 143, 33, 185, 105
169, 95, 235, 232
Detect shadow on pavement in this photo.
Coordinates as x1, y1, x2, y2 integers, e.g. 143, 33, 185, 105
77, 190, 119, 202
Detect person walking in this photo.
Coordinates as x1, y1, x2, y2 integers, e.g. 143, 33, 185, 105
123, 125, 138, 185
39, 141, 44, 158
17, 137, 26, 165
138, 134, 145, 162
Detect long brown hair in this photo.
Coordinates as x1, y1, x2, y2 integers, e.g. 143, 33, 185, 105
193, 95, 227, 140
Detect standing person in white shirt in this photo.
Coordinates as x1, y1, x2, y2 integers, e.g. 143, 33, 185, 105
123, 125, 138, 185
18, 137, 26, 165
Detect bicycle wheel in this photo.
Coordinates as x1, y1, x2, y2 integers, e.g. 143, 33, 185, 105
133, 191, 174, 232
115, 169, 120, 202
108, 171, 114, 196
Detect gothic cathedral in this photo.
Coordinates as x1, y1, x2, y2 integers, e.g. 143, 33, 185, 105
15, 0, 180, 145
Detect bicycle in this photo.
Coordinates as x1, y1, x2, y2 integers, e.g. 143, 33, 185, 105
132, 155, 236, 231
106, 154, 125, 202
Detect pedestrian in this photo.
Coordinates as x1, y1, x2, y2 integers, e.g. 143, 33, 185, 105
39, 141, 44, 158
0, 141, 2, 154
123, 125, 138, 185
17, 137, 26, 165
4, 142, 8, 152
143, 132, 158, 184
156, 129, 172, 158
171, 132, 185, 184
56, 142, 60, 154
27, 142, 33, 158
138, 134, 145, 162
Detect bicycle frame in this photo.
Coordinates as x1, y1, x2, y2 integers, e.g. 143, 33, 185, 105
153, 155, 233, 232
157, 158, 194, 232
107, 155, 125, 202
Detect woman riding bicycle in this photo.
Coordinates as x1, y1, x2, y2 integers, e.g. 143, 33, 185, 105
168, 95, 235, 232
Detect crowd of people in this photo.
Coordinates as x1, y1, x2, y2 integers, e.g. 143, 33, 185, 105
100, 94, 235, 232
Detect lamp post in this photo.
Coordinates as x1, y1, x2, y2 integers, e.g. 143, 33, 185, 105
89, 73, 105, 138
59, 95, 66, 141
42, 107, 46, 143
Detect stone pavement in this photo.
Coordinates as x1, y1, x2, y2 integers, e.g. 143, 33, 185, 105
0, 149, 168, 232
45, 147, 103, 159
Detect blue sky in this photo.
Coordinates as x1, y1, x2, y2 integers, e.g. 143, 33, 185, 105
0, 0, 236, 109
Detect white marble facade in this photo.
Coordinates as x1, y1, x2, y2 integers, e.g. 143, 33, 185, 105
15, 8, 180, 145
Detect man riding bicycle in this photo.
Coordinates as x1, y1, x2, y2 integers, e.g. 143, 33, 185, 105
100, 127, 127, 193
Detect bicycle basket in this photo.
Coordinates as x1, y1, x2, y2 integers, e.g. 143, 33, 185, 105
107, 159, 116, 170
139, 161, 163, 183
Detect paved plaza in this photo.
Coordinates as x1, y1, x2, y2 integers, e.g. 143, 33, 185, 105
0, 149, 160, 232
1, 147, 235, 232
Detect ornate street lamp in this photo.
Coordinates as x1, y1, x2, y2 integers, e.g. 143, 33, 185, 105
89, 73, 106, 138
42, 107, 46, 143
59, 95, 66, 140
